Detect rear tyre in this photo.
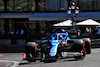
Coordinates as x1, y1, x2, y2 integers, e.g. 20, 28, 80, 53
83, 38, 91, 54
73, 39, 86, 60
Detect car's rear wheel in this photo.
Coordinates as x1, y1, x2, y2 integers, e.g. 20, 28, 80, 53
83, 38, 91, 54
73, 39, 86, 60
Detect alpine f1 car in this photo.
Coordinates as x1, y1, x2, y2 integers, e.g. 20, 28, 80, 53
23, 29, 91, 62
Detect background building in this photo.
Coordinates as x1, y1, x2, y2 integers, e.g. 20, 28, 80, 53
0, 0, 100, 45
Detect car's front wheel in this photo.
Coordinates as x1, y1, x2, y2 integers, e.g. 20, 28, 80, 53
25, 42, 39, 62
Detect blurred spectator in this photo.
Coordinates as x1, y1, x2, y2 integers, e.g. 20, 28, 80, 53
97, 27, 100, 34
20, 29, 24, 34
89, 28, 93, 34
86, 27, 89, 33
16, 28, 24, 38
78, 29, 81, 36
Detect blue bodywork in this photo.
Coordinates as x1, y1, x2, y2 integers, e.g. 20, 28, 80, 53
49, 32, 73, 57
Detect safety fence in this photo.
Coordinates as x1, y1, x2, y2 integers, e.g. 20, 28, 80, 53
0, 38, 100, 52
91, 38, 100, 48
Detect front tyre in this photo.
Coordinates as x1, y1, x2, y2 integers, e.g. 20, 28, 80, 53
25, 42, 38, 62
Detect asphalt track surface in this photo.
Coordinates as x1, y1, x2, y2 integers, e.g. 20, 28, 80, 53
0, 48, 100, 67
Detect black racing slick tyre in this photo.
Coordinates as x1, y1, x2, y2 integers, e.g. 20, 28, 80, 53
25, 42, 38, 54
73, 39, 86, 60
25, 42, 38, 62
83, 38, 91, 54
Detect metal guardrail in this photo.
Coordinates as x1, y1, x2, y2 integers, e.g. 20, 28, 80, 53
91, 38, 100, 48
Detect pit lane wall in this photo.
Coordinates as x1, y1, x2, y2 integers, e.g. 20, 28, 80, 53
91, 38, 100, 48
0, 38, 100, 52
0, 39, 25, 52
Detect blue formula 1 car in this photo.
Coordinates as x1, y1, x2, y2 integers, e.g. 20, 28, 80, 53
23, 29, 91, 62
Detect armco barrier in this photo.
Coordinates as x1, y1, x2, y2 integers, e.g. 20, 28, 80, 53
0, 45, 1, 52
91, 38, 100, 48
1, 44, 25, 53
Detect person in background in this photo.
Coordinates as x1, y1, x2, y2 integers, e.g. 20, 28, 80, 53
20, 29, 24, 35
78, 29, 81, 36
86, 27, 89, 33
16, 28, 20, 38
20, 29, 24, 38
89, 28, 93, 34
16, 28, 24, 38
97, 26, 100, 34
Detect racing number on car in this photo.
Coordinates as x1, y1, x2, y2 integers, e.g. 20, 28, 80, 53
62, 41, 67, 46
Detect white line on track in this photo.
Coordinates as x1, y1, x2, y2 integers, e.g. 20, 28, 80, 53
0, 60, 19, 67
